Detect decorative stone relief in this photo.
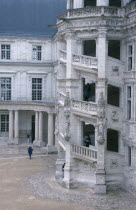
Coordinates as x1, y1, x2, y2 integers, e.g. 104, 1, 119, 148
97, 92, 106, 145
64, 92, 71, 141
96, 175, 105, 185
112, 66, 119, 72
110, 159, 118, 169
111, 111, 119, 122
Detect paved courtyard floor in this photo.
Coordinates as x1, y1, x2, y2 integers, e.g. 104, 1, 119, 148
0, 153, 136, 210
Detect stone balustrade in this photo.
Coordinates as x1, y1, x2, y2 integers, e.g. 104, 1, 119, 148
125, 1, 136, 15
60, 50, 67, 63
71, 99, 97, 114
57, 7, 125, 22
72, 54, 98, 69
71, 144, 97, 162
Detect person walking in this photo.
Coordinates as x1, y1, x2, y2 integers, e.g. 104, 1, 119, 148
28, 146, 33, 159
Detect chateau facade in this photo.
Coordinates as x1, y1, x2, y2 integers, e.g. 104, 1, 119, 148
0, 0, 136, 194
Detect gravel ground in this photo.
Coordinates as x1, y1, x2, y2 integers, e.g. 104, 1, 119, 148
26, 155, 136, 210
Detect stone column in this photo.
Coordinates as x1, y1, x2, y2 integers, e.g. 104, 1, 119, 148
9, 110, 14, 141
48, 113, 54, 146
14, 110, 19, 143
97, 0, 109, 6
96, 29, 107, 102
65, 32, 76, 97
95, 30, 107, 194
67, 0, 71, 9
35, 111, 39, 141
73, 0, 83, 8
39, 111, 43, 142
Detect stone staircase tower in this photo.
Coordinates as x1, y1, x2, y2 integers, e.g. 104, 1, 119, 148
55, 0, 134, 193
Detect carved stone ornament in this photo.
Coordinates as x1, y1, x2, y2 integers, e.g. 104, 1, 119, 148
112, 66, 119, 72
64, 116, 71, 141
97, 92, 106, 144
64, 91, 71, 141
111, 111, 119, 122
64, 92, 70, 108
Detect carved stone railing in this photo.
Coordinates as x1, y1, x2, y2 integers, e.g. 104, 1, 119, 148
125, 1, 136, 15
71, 144, 97, 162
72, 54, 98, 70
60, 50, 67, 63
57, 7, 124, 22
71, 99, 97, 115
58, 92, 66, 105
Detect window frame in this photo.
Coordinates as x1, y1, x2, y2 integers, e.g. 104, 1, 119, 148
126, 86, 132, 120
1, 44, 11, 60
0, 114, 9, 132
0, 78, 11, 101
32, 45, 42, 61
32, 78, 42, 101
127, 44, 134, 71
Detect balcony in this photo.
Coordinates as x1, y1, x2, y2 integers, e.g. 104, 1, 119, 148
57, 7, 124, 22
71, 99, 97, 117
72, 54, 98, 73
59, 50, 67, 64
71, 144, 97, 163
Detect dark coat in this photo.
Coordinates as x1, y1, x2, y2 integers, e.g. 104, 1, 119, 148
28, 146, 33, 155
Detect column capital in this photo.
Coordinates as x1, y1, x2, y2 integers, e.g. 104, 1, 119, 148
65, 30, 76, 40
97, 29, 107, 38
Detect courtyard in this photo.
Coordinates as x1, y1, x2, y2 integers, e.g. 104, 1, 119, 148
0, 148, 136, 210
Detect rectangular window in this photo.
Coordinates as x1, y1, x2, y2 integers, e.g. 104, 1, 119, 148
84, 0, 96, 7
128, 146, 131, 167
108, 40, 120, 60
107, 129, 119, 153
0, 78, 11, 101
127, 86, 131, 120
32, 78, 42, 101
107, 85, 120, 107
1, 45, 10, 60
1, 114, 9, 132
32, 45, 42, 61
83, 40, 96, 57
128, 45, 133, 71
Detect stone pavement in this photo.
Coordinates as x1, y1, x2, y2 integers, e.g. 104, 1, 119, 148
0, 153, 92, 210
0, 151, 136, 210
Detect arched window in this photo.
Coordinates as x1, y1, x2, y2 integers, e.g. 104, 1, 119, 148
107, 129, 119, 152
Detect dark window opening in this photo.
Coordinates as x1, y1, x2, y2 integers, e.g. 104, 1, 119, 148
84, 0, 96, 7
109, 0, 121, 7
108, 85, 120, 107
83, 122, 95, 147
107, 129, 119, 152
128, 146, 132, 167
108, 40, 120, 60
83, 78, 95, 102
83, 40, 96, 57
